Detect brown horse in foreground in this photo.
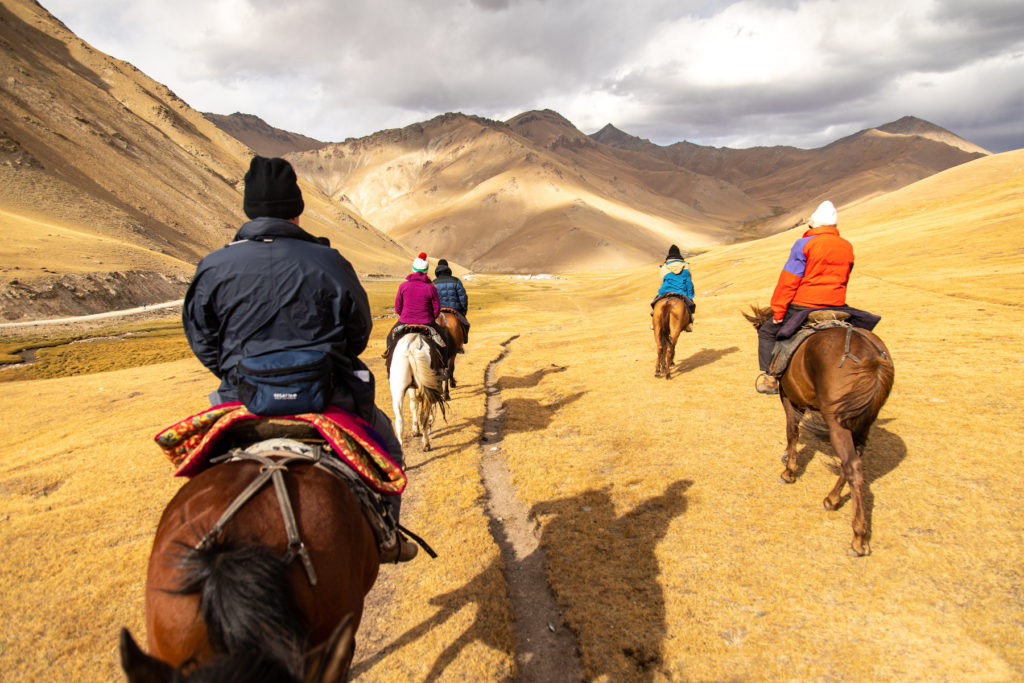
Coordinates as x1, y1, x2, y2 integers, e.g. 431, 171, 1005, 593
653, 296, 692, 378
744, 306, 895, 556
437, 308, 465, 399
123, 454, 380, 681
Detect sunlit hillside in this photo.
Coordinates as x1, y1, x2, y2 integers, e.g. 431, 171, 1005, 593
0, 0, 412, 322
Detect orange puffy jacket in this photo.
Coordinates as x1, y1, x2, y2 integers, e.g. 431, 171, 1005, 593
770, 225, 854, 321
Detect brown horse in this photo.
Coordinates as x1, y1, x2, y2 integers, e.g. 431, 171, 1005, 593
437, 308, 465, 399
743, 306, 895, 556
123, 450, 380, 680
653, 296, 692, 378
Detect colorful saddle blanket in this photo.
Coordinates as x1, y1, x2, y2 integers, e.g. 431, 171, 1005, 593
154, 402, 406, 495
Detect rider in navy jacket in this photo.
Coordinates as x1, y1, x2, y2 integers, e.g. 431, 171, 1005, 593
182, 156, 417, 562
432, 258, 470, 342
183, 215, 375, 418
433, 259, 468, 313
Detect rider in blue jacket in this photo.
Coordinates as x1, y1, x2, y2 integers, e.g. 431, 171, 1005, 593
433, 258, 470, 343
650, 245, 695, 330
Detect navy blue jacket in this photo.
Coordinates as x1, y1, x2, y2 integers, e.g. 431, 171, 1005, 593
183, 217, 376, 417
433, 263, 468, 314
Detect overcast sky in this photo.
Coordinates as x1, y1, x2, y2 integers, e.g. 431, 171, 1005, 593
42, 0, 1024, 153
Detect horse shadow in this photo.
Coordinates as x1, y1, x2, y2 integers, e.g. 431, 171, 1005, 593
351, 481, 691, 681
349, 558, 512, 681
529, 480, 693, 680
498, 364, 567, 390
500, 392, 585, 434
671, 346, 741, 374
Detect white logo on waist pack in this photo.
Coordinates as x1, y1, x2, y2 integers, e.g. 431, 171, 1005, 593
273, 392, 299, 400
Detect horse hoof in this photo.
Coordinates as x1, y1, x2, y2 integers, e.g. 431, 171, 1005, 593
779, 470, 796, 484
849, 541, 871, 557
823, 497, 839, 511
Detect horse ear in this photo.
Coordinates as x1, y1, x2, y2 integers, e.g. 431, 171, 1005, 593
304, 613, 355, 683
119, 628, 176, 683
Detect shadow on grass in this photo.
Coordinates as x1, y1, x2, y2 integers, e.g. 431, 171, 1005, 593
500, 392, 585, 434
529, 480, 693, 680
498, 363, 567, 390
349, 558, 513, 681
671, 345, 741, 374
352, 479, 692, 681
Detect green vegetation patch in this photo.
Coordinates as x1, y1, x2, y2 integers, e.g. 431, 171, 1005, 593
0, 320, 190, 381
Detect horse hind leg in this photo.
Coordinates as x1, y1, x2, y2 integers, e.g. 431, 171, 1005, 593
779, 398, 804, 484
823, 416, 870, 556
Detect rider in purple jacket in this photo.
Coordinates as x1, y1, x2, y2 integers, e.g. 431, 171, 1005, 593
384, 253, 452, 366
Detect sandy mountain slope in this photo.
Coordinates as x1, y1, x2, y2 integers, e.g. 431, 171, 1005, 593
204, 112, 328, 158
593, 116, 988, 236
287, 111, 759, 274
0, 0, 411, 321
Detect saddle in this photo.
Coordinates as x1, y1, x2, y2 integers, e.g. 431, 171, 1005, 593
653, 292, 696, 314
769, 310, 885, 376
383, 323, 449, 377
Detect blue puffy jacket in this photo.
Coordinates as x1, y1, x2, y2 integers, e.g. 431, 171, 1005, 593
433, 262, 468, 314
657, 259, 694, 299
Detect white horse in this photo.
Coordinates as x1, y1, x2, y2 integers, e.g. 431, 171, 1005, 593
388, 333, 447, 451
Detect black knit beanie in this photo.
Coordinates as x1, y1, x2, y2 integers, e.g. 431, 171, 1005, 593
243, 156, 304, 219
666, 244, 683, 260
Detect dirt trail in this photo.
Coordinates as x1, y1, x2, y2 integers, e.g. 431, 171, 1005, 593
480, 335, 583, 681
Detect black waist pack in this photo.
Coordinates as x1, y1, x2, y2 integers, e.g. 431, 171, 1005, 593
232, 350, 333, 416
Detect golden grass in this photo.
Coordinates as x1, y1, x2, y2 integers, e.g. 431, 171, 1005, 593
1, 151, 1023, 681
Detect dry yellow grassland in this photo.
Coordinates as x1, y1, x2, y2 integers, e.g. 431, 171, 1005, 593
1, 150, 1022, 681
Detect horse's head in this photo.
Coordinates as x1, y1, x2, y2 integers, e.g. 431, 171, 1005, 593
742, 305, 773, 330
119, 616, 355, 682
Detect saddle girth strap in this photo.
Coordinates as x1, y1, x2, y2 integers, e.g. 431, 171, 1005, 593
195, 450, 319, 586
838, 326, 890, 368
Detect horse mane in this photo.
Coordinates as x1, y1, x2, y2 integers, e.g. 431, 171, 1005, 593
174, 539, 306, 672
742, 305, 772, 329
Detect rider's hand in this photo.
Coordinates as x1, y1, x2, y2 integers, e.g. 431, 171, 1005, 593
773, 318, 784, 324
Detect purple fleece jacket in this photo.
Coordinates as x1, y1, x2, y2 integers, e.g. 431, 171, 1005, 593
395, 272, 440, 324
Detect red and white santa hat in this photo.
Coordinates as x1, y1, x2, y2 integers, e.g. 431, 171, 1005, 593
412, 252, 429, 272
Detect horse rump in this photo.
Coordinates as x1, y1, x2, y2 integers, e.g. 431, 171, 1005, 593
828, 351, 895, 437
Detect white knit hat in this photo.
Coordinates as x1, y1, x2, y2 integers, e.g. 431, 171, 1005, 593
809, 200, 837, 228
412, 252, 429, 272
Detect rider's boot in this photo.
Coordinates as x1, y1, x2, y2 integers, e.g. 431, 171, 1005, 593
755, 373, 779, 395
380, 535, 419, 563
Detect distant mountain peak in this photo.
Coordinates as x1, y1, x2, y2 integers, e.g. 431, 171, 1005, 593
875, 115, 990, 155
204, 112, 327, 157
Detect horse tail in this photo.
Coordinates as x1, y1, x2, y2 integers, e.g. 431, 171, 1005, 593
174, 540, 305, 661
832, 349, 895, 437
657, 302, 673, 345
407, 336, 448, 419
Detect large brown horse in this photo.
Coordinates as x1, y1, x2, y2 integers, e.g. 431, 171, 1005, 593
122, 448, 380, 680
743, 306, 895, 556
653, 296, 692, 379
437, 308, 465, 399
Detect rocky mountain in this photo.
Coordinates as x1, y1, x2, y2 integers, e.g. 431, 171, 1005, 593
0, 0, 411, 321
204, 112, 328, 158
592, 116, 987, 235
279, 109, 985, 273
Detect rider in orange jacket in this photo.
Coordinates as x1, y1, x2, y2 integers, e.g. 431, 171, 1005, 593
756, 200, 854, 394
